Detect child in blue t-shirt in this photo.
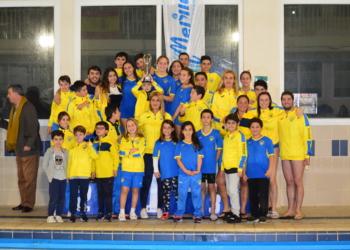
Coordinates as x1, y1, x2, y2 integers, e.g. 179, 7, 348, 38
153, 120, 179, 220
174, 121, 204, 223
196, 109, 222, 221
243, 117, 274, 223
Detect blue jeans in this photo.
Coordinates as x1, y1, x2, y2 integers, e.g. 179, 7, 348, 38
48, 178, 66, 216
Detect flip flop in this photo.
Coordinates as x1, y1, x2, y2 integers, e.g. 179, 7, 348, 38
270, 211, 280, 219
294, 214, 303, 220
210, 214, 218, 221
280, 213, 294, 219
218, 211, 231, 218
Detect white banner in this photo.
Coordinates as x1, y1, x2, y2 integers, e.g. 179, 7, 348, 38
163, 0, 205, 72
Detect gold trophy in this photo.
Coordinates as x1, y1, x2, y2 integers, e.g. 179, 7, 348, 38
143, 54, 152, 82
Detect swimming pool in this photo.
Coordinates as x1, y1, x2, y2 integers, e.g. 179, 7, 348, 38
0, 239, 350, 250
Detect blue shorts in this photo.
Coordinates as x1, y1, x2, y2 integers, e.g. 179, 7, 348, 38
273, 143, 279, 148
120, 171, 144, 188
174, 116, 182, 126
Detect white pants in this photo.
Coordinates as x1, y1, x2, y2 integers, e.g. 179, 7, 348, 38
225, 173, 240, 216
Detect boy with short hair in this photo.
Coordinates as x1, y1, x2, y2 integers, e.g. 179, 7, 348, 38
198, 55, 221, 93
48, 75, 76, 134
67, 125, 98, 222
131, 75, 164, 120
42, 130, 68, 223
196, 109, 222, 221
134, 53, 156, 78
105, 104, 122, 218
114, 52, 128, 84
92, 121, 119, 222
178, 85, 208, 131
67, 81, 96, 140
222, 113, 247, 224
195, 72, 214, 108
179, 52, 190, 68
243, 117, 274, 223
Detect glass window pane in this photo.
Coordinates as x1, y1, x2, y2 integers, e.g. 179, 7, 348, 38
284, 4, 350, 118
0, 7, 54, 119
81, 6, 157, 78
205, 5, 239, 75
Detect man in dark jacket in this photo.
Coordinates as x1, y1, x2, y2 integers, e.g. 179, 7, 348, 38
0, 84, 42, 212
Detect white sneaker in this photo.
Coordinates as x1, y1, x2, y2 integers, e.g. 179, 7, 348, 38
47, 216, 56, 223
55, 216, 64, 223
130, 212, 138, 220
118, 213, 126, 221
157, 208, 163, 219
140, 209, 148, 219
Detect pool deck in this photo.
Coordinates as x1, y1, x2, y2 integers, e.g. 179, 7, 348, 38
0, 205, 350, 242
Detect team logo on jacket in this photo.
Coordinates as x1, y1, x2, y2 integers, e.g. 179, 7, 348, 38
290, 117, 294, 122
68, 136, 73, 142
164, 79, 168, 83
136, 141, 140, 145
210, 79, 213, 83
198, 108, 203, 112
160, 117, 163, 121
259, 140, 265, 146
209, 136, 215, 141
269, 114, 272, 117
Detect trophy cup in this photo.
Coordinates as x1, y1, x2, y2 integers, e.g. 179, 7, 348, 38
143, 54, 152, 82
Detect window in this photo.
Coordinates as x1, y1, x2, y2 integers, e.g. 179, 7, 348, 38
0, 7, 54, 119
284, 4, 350, 118
81, 6, 157, 78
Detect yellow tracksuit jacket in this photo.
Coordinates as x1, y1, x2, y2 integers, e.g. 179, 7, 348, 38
119, 136, 146, 173
222, 130, 247, 173
48, 90, 76, 127
178, 99, 209, 131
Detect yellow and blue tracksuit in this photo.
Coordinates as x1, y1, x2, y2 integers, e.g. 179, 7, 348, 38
211, 89, 240, 136
202, 89, 214, 109
66, 95, 96, 137
48, 90, 76, 128
114, 68, 124, 86
92, 136, 119, 178
222, 130, 247, 173
248, 106, 285, 147
138, 110, 172, 154
178, 99, 209, 131
131, 81, 164, 120
174, 141, 204, 218
278, 109, 312, 160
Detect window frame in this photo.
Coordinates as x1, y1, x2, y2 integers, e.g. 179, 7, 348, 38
74, 0, 243, 84
0, 0, 60, 125
281, 0, 350, 125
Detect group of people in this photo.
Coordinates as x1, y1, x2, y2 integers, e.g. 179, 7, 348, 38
1, 51, 312, 224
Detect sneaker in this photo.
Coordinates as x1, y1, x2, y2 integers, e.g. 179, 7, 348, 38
118, 213, 126, 222
157, 208, 163, 219
130, 212, 138, 220
173, 215, 183, 223
160, 212, 169, 220
55, 215, 64, 223
227, 214, 242, 224
259, 216, 267, 223
194, 217, 202, 223
70, 214, 76, 223
105, 213, 112, 222
140, 209, 148, 219
47, 216, 56, 223
96, 213, 105, 221
246, 216, 259, 223
81, 214, 89, 222
67, 211, 71, 217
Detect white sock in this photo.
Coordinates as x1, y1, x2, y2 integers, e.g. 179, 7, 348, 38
120, 209, 125, 214
130, 208, 136, 214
